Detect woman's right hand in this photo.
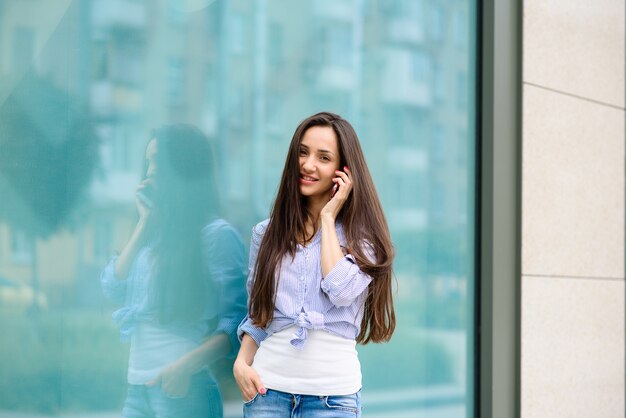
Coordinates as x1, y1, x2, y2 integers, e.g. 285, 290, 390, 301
135, 179, 155, 221
233, 357, 266, 402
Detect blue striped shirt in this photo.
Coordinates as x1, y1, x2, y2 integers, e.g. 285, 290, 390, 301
237, 219, 372, 349
101, 218, 248, 357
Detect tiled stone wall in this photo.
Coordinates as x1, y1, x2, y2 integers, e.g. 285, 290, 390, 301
521, 0, 625, 416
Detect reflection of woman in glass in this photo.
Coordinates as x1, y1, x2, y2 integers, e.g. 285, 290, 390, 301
101, 124, 246, 418
234, 112, 395, 417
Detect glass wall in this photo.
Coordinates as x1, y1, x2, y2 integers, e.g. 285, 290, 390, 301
0, 0, 477, 416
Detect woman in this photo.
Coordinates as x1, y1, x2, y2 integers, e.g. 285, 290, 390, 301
101, 124, 246, 418
235, 112, 395, 417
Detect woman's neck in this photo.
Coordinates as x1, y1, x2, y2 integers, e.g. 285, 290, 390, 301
305, 196, 327, 223
301, 196, 326, 243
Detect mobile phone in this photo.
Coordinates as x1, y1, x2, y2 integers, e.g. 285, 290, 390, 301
136, 183, 154, 208
331, 168, 346, 198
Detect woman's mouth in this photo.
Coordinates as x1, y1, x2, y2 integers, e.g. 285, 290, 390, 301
300, 174, 317, 184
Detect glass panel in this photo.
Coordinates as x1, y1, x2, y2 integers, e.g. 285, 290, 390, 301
0, 0, 477, 416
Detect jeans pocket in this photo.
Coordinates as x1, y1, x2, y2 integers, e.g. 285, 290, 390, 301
324, 394, 359, 414
243, 392, 260, 406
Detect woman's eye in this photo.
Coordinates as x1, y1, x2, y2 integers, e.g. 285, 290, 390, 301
299, 149, 307, 156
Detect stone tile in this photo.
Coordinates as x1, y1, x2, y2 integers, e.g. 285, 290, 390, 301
524, 0, 625, 108
522, 84, 624, 278
522, 275, 625, 418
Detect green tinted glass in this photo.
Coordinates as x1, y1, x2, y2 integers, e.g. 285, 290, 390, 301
0, 0, 477, 416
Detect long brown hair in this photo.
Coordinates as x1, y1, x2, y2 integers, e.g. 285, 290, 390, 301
249, 112, 395, 343
148, 124, 219, 324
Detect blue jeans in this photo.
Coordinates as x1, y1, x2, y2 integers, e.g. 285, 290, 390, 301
121, 373, 223, 418
243, 388, 361, 417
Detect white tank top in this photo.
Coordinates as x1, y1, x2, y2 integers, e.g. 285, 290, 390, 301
128, 322, 198, 385
252, 325, 362, 396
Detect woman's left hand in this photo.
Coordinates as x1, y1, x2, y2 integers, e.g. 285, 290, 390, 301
146, 358, 193, 398
320, 166, 353, 220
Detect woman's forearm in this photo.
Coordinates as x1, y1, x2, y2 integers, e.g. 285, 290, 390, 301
234, 333, 265, 399
114, 219, 149, 278
320, 215, 345, 277
177, 332, 231, 374
236, 333, 259, 366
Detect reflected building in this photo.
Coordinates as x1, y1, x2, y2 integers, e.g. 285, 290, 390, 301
0, 2, 474, 414
0, 0, 471, 320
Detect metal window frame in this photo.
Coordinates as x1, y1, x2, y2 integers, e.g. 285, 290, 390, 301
478, 0, 522, 417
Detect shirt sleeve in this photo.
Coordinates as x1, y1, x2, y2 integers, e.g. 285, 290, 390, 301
204, 221, 248, 358
320, 242, 374, 308
100, 256, 127, 305
237, 221, 269, 347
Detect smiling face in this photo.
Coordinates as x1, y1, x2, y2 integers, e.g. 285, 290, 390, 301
298, 126, 341, 202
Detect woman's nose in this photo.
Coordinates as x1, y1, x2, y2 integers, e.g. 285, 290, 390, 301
301, 157, 315, 172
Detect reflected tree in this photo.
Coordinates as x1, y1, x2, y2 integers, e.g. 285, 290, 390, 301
0, 72, 99, 312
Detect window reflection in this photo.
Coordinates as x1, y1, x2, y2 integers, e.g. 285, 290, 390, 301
0, 0, 476, 416
100, 124, 246, 417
